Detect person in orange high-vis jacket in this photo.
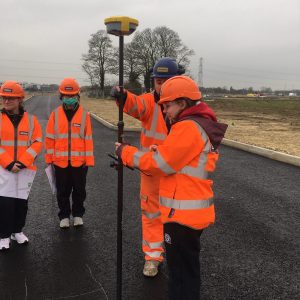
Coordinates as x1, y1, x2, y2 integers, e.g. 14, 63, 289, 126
45, 78, 94, 229
0, 81, 42, 251
111, 57, 185, 277
116, 76, 228, 300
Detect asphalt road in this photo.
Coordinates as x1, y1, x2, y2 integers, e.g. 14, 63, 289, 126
0, 95, 299, 300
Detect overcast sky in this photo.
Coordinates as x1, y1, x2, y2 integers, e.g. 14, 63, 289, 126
0, 0, 299, 90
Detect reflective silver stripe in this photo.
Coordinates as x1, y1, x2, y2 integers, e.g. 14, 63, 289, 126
46, 149, 54, 154
53, 107, 88, 140
141, 128, 166, 140
26, 147, 37, 158
0, 140, 28, 147
55, 133, 82, 139
141, 103, 167, 141
46, 133, 55, 139
55, 151, 71, 157
153, 150, 176, 174
27, 113, 34, 146
54, 108, 59, 138
145, 251, 163, 258
160, 196, 214, 210
180, 162, 208, 179
140, 145, 149, 152
55, 151, 93, 157
133, 151, 145, 167
143, 240, 164, 249
80, 109, 87, 139
1, 140, 14, 146
142, 210, 161, 219
85, 135, 93, 140
56, 133, 68, 139
128, 103, 138, 115
140, 97, 146, 117
18, 141, 29, 147
35, 137, 43, 142
0, 148, 5, 154
178, 122, 210, 179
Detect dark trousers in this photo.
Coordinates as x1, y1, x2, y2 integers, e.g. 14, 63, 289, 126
0, 196, 28, 238
164, 222, 203, 300
54, 165, 88, 220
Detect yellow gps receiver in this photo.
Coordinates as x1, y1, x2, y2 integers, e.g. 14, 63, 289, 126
104, 16, 138, 36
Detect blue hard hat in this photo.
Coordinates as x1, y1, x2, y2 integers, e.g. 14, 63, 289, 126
151, 57, 185, 78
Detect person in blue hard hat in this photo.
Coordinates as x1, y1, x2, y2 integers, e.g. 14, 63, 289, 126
111, 57, 185, 277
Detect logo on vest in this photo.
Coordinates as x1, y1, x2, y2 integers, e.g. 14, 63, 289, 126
164, 233, 172, 244
19, 131, 29, 135
73, 123, 81, 127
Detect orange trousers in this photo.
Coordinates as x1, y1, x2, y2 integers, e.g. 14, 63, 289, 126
140, 173, 164, 261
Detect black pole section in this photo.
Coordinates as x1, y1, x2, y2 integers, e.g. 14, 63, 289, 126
117, 35, 124, 300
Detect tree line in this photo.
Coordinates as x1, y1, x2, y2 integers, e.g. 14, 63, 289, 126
81, 26, 194, 97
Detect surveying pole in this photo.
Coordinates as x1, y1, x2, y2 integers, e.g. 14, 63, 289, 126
104, 16, 138, 300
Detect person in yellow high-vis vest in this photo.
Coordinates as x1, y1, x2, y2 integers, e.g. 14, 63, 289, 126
0, 81, 42, 251
45, 78, 94, 229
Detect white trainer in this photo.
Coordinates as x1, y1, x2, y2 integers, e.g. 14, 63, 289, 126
73, 217, 83, 227
143, 260, 161, 277
0, 238, 10, 250
11, 232, 29, 244
60, 218, 70, 228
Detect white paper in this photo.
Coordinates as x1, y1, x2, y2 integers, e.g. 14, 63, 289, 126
0, 166, 36, 200
45, 164, 56, 195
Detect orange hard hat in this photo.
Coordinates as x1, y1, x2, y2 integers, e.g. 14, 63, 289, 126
158, 76, 201, 104
59, 78, 80, 95
0, 81, 25, 99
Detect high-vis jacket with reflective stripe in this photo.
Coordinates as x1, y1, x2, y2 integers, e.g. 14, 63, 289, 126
124, 91, 168, 150
121, 119, 219, 230
123, 91, 166, 261
0, 111, 43, 170
45, 105, 94, 168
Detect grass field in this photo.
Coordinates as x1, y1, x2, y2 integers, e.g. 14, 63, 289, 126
208, 97, 300, 119
1, 94, 299, 156
80, 95, 300, 157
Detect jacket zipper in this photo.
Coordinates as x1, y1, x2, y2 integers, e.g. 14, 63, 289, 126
68, 120, 71, 161
14, 126, 18, 161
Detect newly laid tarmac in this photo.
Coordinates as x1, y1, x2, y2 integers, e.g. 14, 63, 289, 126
0, 96, 299, 299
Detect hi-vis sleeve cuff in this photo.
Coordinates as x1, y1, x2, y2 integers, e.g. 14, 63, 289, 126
121, 145, 138, 168
0, 148, 14, 168
121, 145, 170, 177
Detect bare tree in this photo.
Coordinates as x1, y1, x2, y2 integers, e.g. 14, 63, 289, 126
128, 28, 158, 91
82, 61, 95, 87
124, 26, 194, 91
82, 30, 117, 97
124, 43, 144, 83
154, 26, 180, 58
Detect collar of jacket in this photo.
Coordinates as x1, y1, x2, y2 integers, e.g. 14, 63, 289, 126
153, 90, 160, 103
1, 107, 25, 128
176, 103, 228, 150
1, 107, 25, 116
